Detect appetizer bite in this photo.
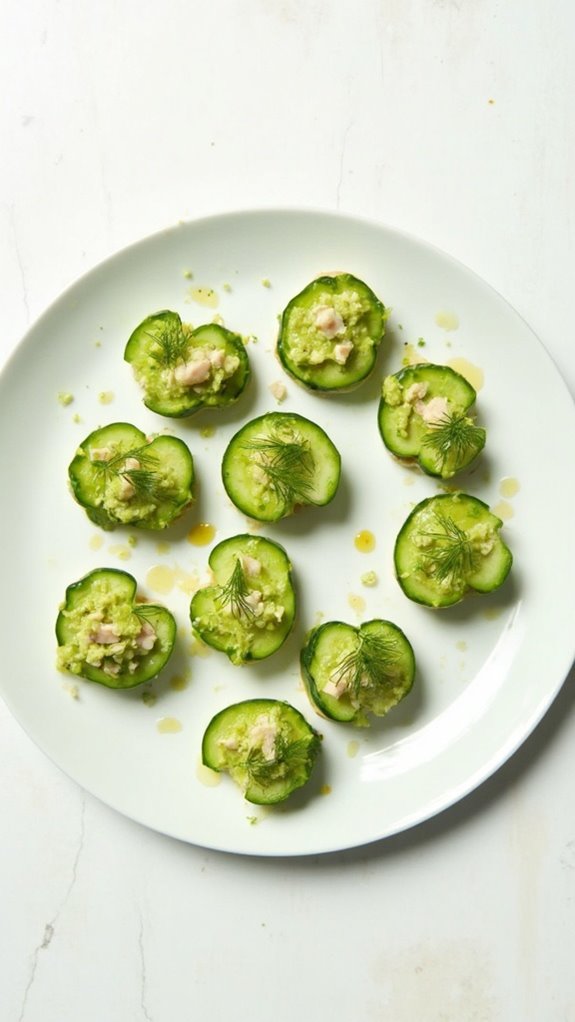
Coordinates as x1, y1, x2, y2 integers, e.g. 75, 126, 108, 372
190, 535, 296, 664
56, 568, 176, 688
68, 422, 195, 530
277, 273, 387, 391
202, 699, 322, 804
124, 311, 250, 417
221, 411, 341, 522
301, 618, 415, 727
379, 363, 486, 479
394, 493, 512, 608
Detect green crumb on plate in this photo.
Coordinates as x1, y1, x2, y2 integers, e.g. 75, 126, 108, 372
58, 392, 74, 407
361, 571, 378, 587
261, 278, 271, 288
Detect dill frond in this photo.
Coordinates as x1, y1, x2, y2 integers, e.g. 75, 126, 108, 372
242, 428, 315, 506
422, 412, 485, 474
332, 632, 401, 698
419, 510, 478, 584
215, 558, 256, 620
146, 320, 188, 368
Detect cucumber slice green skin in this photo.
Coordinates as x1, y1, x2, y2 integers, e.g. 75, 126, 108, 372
378, 364, 486, 479
277, 274, 387, 392
301, 619, 416, 726
221, 411, 342, 522
190, 535, 296, 665
394, 493, 513, 608
68, 422, 195, 531
202, 698, 322, 804
56, 568, 176, 689
124, 311, 250, 417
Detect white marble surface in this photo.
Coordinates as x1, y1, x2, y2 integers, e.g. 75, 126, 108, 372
2, 1, 574, 1019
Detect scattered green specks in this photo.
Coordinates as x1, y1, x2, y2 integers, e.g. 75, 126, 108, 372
58, 391, 74, 407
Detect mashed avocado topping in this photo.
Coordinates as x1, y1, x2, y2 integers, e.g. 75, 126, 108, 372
286, 288, 375, 368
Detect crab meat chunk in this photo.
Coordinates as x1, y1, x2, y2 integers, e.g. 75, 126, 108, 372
241, 555, 262, 578
173, 358, 212, 387
90, 622, 121, 645
333, 339, 354, 365
314, 305, 346, 339
248, 714, 278, 761
405, 381, 428, 403
415, 395, 449, 424
136, 619, 157, 651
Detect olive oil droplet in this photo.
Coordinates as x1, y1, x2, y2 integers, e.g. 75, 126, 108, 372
187, 523, 216, 546
156, 716, 183, 734
354, 530, 376, 553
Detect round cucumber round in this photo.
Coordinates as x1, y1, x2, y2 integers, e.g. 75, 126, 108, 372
378, 363, 486, 479
301, 618, 415, 726
68, 422, 195, 530
56, 568, 176, 688
277, 273, 387, 391
221, 411, 341, 522
190, 535, 296, 664
202, 698, 322, 804
124, 310, 250, 417
394, 493, 513, 608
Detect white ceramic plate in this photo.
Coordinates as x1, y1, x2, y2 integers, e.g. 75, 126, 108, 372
1, 209, 574, 856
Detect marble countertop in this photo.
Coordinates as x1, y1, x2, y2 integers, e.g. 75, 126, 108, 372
2, 2, 574, 1019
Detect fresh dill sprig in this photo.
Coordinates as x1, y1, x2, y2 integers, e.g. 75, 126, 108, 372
242, 428, 315, 506
332, 632, 401, 698
419, 510, 478, 584
216, 558, 256, 620
245, 735, 313, 784
102, 444, 169, 504
146, 321, 188, 368
422, 413, 485, 474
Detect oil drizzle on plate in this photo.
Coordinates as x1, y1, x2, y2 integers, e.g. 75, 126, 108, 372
156, 716, 183, 734
447, 357, 484, 392
354, 530, 375, 553
187, 523, 216, 546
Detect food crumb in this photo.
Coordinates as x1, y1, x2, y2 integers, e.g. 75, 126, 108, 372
222, 282, 232, 293
98, 391, 114, 405
247, 815, 259, 826
242, 334, 259, 345
200, 425, 216, 438
183, 269, 194, 280
269, 380, 287, 403
360, 570, 378, 587
488, 97, 495, 105
261, 277, 272, 288
320, 784, 332, 796
63, 681, 80, 700
347, 740, 360, 759
211, 313, 225, 326
142, 689, 157, 707
72, 413, 82, 424
417, 337, 426, 348
58, 391, 74, 406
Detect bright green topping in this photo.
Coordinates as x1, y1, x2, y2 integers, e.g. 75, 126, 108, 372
215, 705, 318, 792
85, 442, 181, 525
382, 375, 403, 406
57, 576, 156, 677
287, 288, 374, 367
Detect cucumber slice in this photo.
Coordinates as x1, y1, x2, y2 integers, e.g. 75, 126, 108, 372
68, 422, 195, 530
221, 411, 341, 522
301, 619, 415, 726
124, 311, 250, 417
56, 568, 176, 688
202, 698, 322, 804
277, 274, 387, 391
190, 535, 296, 664
394, 493, 512, 608
378, 364, 486, 479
